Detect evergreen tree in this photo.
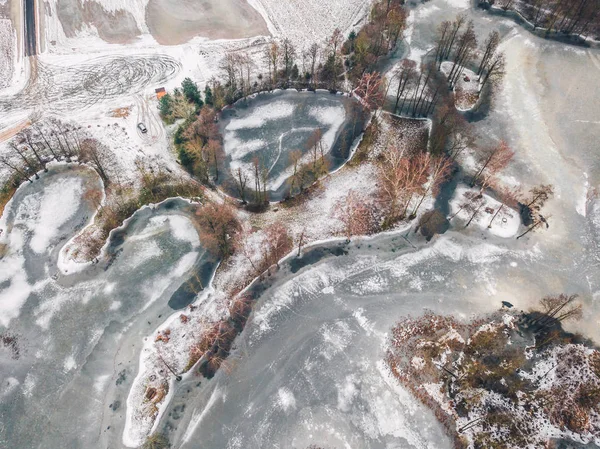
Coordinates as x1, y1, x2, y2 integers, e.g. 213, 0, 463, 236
181, 78, 203, 107
291, 64, 299, 80
204, 85, 214, 106
158, 93, 173, 118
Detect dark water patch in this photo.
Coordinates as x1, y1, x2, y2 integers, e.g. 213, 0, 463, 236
289, 245, 348, 274
168, 259, 219, 309
435, 163, 461, 217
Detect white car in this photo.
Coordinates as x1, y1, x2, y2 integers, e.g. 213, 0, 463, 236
137, 122, 147, 133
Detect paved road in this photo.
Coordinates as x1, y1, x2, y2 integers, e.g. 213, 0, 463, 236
24, 0, 36, 56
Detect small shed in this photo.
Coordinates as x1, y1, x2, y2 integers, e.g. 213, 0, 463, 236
155, 87, 166, 100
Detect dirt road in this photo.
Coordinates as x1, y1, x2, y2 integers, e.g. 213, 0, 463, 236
134, 94, 164, 144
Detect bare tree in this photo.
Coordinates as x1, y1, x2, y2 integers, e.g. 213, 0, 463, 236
387, 6, 407, 50
264, 221, 293, 267
434, 20, 452, 66
31, 123, 60, 161
8, 142, 39, 179
287, 149, 303, 196
20, 131, 47, 172
488, 185, 521, 229
0, 157, 33, 183
516, 214, 550, 239
440, 14, 468, 65
281, 38, 296, 78
355, 72, 385, 112
297, 227, 306, 256
538, 294, 583, 323
264, 42, 281, 86
377, 147, 429, 223
79, 139, 110, 183
464, 194, 486, 227
392, 59, 417, 114
477, 142, 514, 192
411, 155, 453, 217
528, 294, 583, 331
220, 52, 239, 94
479, 52, 506, 91
334, 189, 376, 240
234, 168, 248, 204
306, 129, 327, 177
471, 141, 513, 189
305, 43, 320, 87
524, 184, 554, 212
412, 63, 436, 117
477, 31, 500, 76
447, 21, 478, 89
449, 190, 483, 221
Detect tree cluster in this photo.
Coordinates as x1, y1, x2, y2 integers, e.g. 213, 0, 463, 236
434, 18, 506, 107
377, 145, 452, 227
1, 118, 91, 185
194, 202, 241, 258
179, 107, 223, 184
162, 77, 225, 188
159, 77, 204, 123
343, 0, 407, 83
386, 298, 597, 449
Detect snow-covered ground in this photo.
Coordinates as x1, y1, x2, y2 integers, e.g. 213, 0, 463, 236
440, 61, 480, 111
449, 184, 521, 238
0, 18, 15, 90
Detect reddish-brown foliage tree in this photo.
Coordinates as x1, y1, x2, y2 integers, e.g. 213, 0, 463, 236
472, 141, 514, 191
334, 189, 377, 240
195, 202, 241, 258
354, 72, 385, 112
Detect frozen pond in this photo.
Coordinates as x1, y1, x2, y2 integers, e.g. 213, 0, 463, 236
219, 90, 367, 201
0, 165, 216, 448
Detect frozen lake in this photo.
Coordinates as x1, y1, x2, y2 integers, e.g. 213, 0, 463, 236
1, 0, 600, 448
219, 90, 367, 201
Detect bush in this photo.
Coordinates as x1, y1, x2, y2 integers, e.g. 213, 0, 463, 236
141, 433, 170, 449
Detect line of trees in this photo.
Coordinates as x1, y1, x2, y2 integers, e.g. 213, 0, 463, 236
434, 17, 506, 93
496, 0, 600, 38
1, 118, 111, 186
383, 18, 505, 120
